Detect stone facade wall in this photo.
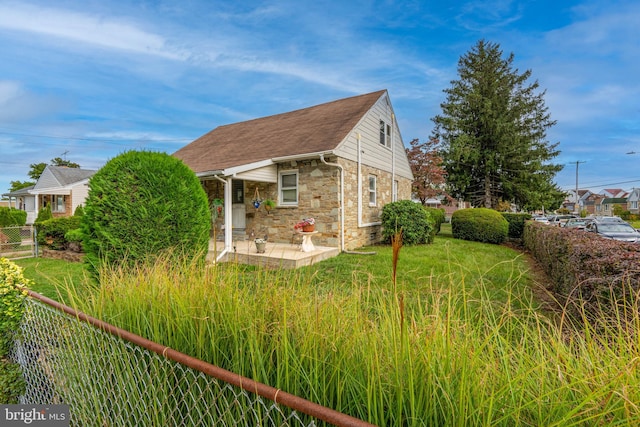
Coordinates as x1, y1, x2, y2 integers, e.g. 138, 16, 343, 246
201, 157, 412, 251
341, 158, 412, 250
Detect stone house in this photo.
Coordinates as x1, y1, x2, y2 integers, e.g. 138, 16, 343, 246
173, 90, 414, 259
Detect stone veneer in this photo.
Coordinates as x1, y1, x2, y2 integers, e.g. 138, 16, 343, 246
202, 156, 412, 251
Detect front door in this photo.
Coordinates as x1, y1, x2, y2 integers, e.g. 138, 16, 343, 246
231, 180, 246, 230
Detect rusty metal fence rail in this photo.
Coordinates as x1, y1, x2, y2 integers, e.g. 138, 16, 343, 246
11, 293, 375, 427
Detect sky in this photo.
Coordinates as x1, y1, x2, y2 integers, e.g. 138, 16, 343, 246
1, 0, 639, 198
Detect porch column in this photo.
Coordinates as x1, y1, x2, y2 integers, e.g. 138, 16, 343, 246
223, 177, 234, 252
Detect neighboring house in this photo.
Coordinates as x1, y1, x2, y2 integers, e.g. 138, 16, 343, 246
583, 193, 605, 215
2, 185, 37, 224
2, 166, 97, 224
597, 197, 628, 216
599, 188, 626, 198
174, 90, 414, 258
627, 188, 640, 214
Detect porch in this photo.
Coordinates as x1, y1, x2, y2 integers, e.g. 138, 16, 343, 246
207, 238, 340, 269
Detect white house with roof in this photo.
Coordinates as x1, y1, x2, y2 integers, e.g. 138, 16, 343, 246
2, 166, 96, 224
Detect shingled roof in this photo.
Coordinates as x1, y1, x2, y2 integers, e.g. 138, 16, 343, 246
173, 90, 386, 174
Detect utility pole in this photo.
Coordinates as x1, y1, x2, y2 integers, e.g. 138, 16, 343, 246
574, 161, 586, 213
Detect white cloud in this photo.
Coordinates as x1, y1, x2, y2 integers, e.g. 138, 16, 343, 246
0, 2, 187, 60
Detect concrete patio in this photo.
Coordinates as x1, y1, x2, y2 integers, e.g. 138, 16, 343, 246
207, 238, 340, 269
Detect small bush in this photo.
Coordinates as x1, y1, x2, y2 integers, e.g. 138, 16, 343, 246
501, 213, 532, 239
74, 205, 85, 217
0, 258, 30, 403
451, 208, 508, 244
82, 151, 210, 277
36, 216, 82, 250
65, 228, 84, 252
34, 204, 52, 224
425, 207, 445, 235
381, 200, 434, 245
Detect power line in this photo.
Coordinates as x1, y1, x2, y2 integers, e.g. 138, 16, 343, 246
0, 130, 192, 144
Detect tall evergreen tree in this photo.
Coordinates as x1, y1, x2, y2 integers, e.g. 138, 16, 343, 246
432, 40, 564, 209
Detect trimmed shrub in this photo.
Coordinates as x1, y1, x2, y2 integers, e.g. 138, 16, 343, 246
501, 213, 532, 239
82, 151, 210, 276
35, 204, 52, 224
425, 207, 446, 235
36, 216, 81, 250
0, 207, 26, 227
65, 228, 84, 252
74, 204, 85, 217
451, 208, 509, 244
0, 258, 30, 403
381, 200, 434, 245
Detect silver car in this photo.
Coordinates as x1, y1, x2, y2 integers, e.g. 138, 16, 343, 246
585, 220, 640, 243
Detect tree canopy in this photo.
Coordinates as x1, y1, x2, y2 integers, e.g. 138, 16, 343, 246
431, 40, 564, 211
405, 138, 450, 205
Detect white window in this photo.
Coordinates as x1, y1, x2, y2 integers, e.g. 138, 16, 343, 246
631, 201, 638, 210
279, 170, 298, 205
369, 175, 377, 206
52, 195, 65, 213
379, 120, 391, 147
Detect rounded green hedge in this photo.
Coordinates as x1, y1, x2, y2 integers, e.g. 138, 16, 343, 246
381, 200, 434, 245
451, 208, 508, 244
82, 151, 210, 275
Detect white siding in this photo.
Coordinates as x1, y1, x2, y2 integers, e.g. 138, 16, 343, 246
71, 182, 90, 212
334, 93, 413, 180
32, 167, 61, 190
235, 165, 278, 183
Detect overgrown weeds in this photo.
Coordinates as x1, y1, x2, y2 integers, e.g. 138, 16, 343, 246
54, 246, 640, 426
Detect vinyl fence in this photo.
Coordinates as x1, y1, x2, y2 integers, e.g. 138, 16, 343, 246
0, 225, 36, 259
11, 292, 375, 427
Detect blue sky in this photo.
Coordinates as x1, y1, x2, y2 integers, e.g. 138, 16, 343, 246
1, 0, 639, 197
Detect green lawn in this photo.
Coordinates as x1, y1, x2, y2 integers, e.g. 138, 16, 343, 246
14, 226, 538, 312
9, 228, 640, 425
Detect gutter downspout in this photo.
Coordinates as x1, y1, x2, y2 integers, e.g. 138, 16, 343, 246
213, 175, 232, 263
320, 154, 345, 252
391, 113, 396, 200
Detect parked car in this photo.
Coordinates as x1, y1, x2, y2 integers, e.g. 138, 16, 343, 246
548, 215, 577, 227
585, 220, 640, 243
533, 216, 550, 225
563, 218, 591, 230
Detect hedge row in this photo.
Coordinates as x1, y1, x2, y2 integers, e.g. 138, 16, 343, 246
523, 221, 640, 316
0, 208, 26, 227
36, 216, 82, 250
501, 213, 532, 239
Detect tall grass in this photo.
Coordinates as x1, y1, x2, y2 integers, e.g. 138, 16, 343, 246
59, 252, 640, 426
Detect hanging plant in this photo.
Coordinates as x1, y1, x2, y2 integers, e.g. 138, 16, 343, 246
252, 187, 262, 209
263, 199, 276, 213
210, 198, 224, 222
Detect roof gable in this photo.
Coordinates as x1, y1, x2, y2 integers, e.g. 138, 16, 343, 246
33, 165, 96, 190
174, 90, 387, 174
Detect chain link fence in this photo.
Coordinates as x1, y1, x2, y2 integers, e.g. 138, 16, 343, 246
11, 295, 374, 427
0, 225, 36, 259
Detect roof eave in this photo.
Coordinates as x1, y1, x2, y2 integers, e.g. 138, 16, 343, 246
271, 150, 336, 163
